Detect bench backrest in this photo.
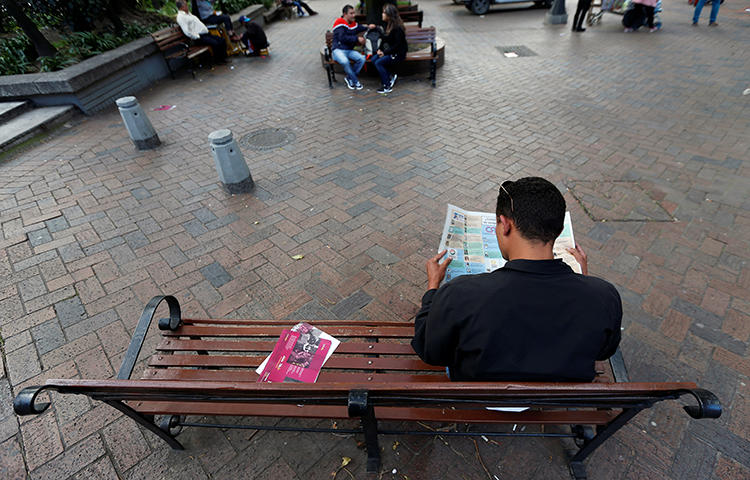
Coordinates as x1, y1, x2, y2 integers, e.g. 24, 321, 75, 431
325, 26, 436, 51
355, 10, 423, 25
151, 26, 189, 52
15, 314, 721, 425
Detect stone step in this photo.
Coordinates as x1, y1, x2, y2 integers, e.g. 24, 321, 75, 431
0, 100, 30, 123
0, 105, 76, 153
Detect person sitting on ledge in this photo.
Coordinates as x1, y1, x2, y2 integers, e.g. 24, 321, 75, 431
176, 0, 228, 64
412, 177, 623, 382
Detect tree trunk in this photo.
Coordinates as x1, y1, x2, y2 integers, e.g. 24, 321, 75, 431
106, 0, 125, 33
2, 0, 57, 57
365, 0, 386, 25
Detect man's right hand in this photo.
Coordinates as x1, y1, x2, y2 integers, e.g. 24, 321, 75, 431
566, 244, 588, 275
426, 250, 452, 290
357, 36, 366, 45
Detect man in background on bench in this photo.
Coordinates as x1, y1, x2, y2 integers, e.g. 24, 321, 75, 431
331, 5, 375, 90
197, 0, 241, 41
412, 177, 622, 382
176, 0, 227, 64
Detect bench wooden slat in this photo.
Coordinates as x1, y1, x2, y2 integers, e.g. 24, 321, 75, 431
163, 325, 414, 338
181, 318, 413, 327
131, 401, 619, 425
148, 353, 444, 371
142, 368, 449, 383
157, 339, 417, 355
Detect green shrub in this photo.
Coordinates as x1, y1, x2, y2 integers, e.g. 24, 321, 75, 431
0, 35, 34, 75
39, 53, 77, 72
65, 30, 119, 58
221, 0, 263, 15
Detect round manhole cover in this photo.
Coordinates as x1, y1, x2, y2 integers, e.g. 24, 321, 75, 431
238, 128, 296, 151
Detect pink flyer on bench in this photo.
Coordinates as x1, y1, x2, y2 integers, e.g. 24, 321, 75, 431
257, 323, 336, 383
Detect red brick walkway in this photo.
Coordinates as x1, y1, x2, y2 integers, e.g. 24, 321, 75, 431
1, 0, 749, 478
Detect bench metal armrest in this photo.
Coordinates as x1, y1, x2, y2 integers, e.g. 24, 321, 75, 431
13, 385, 54, 416
681, 388, 722, 419
117, 295, 182, 380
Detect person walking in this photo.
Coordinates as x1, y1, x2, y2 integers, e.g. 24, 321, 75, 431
692, 0, 721, 26
572, 0, 592, 32
374, 4, 407, 94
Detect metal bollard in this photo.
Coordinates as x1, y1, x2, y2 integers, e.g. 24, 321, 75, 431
115, 96, 161, 150
208, 129, 255, 194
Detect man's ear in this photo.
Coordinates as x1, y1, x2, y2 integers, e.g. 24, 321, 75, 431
497, 215, 512, 236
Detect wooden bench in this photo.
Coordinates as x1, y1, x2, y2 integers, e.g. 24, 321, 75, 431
151, 26, 213, 79
355, 9, 424, 27
323, 25, 438, 88
355, 5, 423, 27
14, 295, 722, 479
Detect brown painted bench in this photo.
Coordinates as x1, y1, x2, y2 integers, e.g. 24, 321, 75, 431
323, 25, 438, 88
151, 26, 213, 79
14, 295, 722, 479
355, 7, 424, 27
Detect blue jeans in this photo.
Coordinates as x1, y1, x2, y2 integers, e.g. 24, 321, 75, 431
693, 0, 720, 23
331, 49, 365, 83
373, 54, 399, 87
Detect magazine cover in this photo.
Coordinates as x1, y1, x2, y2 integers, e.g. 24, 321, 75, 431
256, 323, 339, 383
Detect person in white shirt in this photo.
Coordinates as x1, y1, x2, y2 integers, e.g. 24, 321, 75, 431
176, 0, 227, 63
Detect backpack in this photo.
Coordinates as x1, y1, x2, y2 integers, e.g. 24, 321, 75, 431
363, 27, 383, 58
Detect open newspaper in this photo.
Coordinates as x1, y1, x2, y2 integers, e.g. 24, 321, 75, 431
439, 204, 581, 282
256, 323, 340, 383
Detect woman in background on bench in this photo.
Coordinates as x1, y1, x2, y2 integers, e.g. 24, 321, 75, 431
375, 4, 407, 95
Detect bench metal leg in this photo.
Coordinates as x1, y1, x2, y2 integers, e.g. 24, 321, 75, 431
105, 400, 184, 450
567, 407, 642, 479
326, 65, 334, 88
361, 405, 381, 473
348, 390, 381, 473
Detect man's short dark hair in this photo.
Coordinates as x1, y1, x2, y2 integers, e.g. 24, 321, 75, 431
496, 177, 565, 244
176, 0, 186, 9
342, 4, 354, 14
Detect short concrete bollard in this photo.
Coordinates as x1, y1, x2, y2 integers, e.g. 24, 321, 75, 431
209, 129, 255, 194
116, 96, 161, 150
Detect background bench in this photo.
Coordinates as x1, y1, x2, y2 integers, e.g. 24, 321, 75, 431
151, 26, 212, 79
355, 5, 424, 27
323, 25, 438, 88
14, 295, 721, 480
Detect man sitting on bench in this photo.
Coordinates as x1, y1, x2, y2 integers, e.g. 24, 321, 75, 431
412, 177, 623, 381
197, 0, 241, 41
176, 0, 227, 64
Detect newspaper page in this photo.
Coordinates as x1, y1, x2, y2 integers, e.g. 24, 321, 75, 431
438, 205, 581, 282
256, 323, 340, 383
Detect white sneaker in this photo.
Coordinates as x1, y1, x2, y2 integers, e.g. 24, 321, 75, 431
355, 81, 363, 90
345, 77, 355, 90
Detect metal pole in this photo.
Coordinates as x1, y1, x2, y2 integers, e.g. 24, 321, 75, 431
546, 0, 568, 24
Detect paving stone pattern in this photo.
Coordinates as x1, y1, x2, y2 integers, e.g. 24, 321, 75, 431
1, 0, 749, 478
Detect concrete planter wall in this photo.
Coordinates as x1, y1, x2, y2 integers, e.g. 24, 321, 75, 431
0, 5, 266, 115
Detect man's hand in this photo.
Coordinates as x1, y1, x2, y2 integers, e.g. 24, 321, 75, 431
376, 49, 383, 57
357, 36, 366, 45
566, 244, 588, 275
368, 23, 376, 29
426, 250, 452, 290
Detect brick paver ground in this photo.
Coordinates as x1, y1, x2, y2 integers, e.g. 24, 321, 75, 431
1, 0, 749, 478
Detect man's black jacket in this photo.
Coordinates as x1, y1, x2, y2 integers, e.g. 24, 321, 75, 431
411, 259, 622, 382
